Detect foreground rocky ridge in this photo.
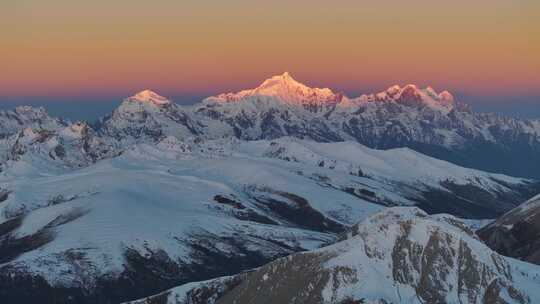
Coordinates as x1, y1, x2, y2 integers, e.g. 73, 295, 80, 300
128, 207, 540, 304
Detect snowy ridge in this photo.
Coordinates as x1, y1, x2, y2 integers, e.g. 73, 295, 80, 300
241, 137, 521, 188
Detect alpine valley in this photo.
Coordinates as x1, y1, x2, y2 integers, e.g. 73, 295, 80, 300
1, 73, 540, 304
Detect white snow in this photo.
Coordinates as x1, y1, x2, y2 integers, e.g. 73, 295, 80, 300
205, 72, 340, 106
128, 89, 171, 106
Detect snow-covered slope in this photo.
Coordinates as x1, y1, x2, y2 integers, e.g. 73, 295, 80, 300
478, 194, 540, 264
127, 207, 540, 304
0, 135, 537, 303
0, 139, 376, 303
236, 137, 539, 217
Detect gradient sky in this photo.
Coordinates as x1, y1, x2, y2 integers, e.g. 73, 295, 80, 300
2, 0, 539, 100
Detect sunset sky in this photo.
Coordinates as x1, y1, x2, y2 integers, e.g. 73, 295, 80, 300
2, 0, 539, 100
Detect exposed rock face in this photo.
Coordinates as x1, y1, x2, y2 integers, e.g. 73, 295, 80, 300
126, 207, 540, 304
478, 194, 540, 264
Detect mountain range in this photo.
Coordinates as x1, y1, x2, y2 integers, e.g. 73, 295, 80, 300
3, 72, 540, 178
1, 73, 540, 303
102, 72, 540, 178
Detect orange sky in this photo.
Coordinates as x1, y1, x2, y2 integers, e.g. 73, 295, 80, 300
2, 0, 539, 98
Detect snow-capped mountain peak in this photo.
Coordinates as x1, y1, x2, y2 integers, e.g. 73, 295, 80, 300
206, 72, 343, 105
439, 90, 455, 103
397, 83, 422, 100
127, 89, 171, 106
401, 85, 455, 106
358, 84, 456, 112
254, 71, 308, 94
101, 89, 203, 143
203, 73, 459, 114
385, 84, 402, 96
